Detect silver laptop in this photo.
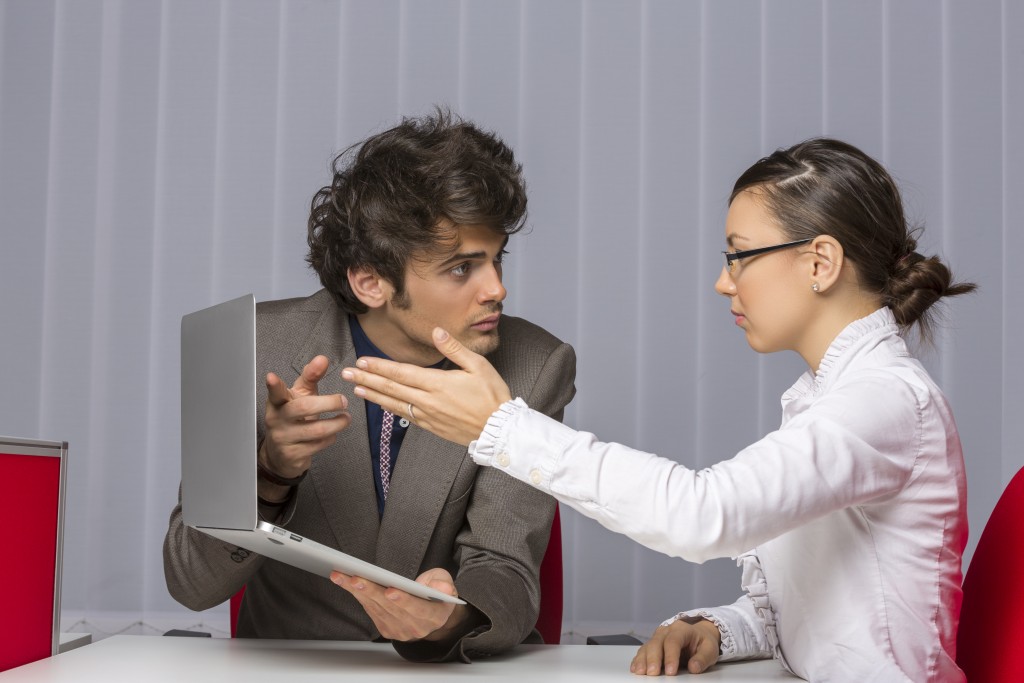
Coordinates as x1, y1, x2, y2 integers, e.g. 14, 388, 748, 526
180, 293, 463, 605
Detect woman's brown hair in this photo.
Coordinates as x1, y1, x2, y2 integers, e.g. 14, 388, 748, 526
731, 138, 976, 339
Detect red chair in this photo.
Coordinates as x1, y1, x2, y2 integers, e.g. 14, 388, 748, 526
535, 506, 564, 644
230, 506, 564, 643
956, 466, 1024, 682
0, 437, 68, 672
229, 585, 244, 639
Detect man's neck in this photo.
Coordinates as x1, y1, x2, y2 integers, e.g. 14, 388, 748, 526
353, 312, 443, 367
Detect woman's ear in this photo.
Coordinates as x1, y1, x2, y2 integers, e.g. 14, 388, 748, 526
347, 266, 392, 309
808, 236, 844, 294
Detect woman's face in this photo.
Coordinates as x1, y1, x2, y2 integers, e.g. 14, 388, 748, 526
714, 190, 815, 355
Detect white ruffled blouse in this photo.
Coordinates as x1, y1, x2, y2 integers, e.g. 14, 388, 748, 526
470, 308, 967, 682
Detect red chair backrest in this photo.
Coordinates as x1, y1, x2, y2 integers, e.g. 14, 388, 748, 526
0, 438, 68, 672
957, 466, 1024, 682
535, 505, 563, 644
230, 506, 564, 643
230, 584, 243, 638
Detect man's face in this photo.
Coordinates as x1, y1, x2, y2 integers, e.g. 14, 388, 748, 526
361, 223, 508, 366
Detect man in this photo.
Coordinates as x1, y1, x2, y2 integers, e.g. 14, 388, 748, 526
163, 110, 576, 663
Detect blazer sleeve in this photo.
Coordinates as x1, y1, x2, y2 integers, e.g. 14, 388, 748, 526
162, 485, 294, 611
393, 341, 577, 662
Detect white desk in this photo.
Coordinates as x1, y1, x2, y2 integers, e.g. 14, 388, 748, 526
0, 635, 797, 681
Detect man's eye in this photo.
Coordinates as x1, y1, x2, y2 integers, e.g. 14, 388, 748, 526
451, 263, 470, 277
495, 249, 510, 264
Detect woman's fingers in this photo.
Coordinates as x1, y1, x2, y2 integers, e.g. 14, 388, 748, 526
341, 364, 432, 420
341, 328, 512, 447
632, 634, 666, 676
430, 327, 487, 372
350, 383, 428, 426
345, 358, 437, 396
630, 620, 721, 676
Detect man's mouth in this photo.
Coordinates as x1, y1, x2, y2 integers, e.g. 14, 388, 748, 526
470, 313, 501, 332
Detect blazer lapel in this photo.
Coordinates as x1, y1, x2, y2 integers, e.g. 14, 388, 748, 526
373, 423, 470, 578
291, 307, 382, 560
287, 303, 467, 578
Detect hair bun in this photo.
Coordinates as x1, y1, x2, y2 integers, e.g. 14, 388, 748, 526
886, 255, 975, 331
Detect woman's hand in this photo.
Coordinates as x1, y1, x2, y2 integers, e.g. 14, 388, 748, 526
341, 327, 512, 447
631, 618, 722, 676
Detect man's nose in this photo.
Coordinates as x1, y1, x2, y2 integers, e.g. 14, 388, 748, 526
479, 264, 506, 304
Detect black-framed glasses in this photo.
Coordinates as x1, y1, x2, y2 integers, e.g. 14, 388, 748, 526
723, 238, 812, 272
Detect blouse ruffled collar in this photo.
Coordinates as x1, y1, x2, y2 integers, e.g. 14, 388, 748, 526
787, 307, 899, 399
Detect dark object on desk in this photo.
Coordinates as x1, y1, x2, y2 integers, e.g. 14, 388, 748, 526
586, 634, 643, 646
956, 465, 1024, 682
164, 629, 212, 638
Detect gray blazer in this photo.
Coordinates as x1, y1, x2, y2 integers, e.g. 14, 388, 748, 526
163, 289, 577, 661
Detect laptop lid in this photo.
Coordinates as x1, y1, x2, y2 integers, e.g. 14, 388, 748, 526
178, 295, 465, 605
181, 293, 258, 531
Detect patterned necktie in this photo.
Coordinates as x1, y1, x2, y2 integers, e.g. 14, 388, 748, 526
379, 410, 394, 500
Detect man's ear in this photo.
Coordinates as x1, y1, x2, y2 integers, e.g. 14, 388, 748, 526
347, 266, 392, 309
809, 235, 845, 293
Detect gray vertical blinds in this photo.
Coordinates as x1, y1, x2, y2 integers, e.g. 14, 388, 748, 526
0, 0, 1018, 641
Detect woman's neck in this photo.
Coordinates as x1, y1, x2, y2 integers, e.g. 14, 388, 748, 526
799, 294, 883, 373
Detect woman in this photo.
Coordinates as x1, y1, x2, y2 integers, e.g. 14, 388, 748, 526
341, 139, 974, 681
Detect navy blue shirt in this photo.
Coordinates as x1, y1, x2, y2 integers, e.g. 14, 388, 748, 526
348, 316, 443, 517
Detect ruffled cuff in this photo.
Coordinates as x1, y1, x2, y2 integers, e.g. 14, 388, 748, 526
736, 550, 786, 667
468, 398, 529, 466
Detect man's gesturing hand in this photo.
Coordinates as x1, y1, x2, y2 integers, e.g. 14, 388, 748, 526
259, 355, 350, 499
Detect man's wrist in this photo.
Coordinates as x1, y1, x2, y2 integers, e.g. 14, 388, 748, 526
420, 603, 486, 644
254, 443, 296, 502
257, 478, 293, 504
256, 454, 308, 486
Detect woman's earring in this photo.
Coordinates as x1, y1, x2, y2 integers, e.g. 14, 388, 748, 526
811, 282, 820, 292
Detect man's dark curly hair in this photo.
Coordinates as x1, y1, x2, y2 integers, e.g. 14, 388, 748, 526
306, 108, 528, 314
